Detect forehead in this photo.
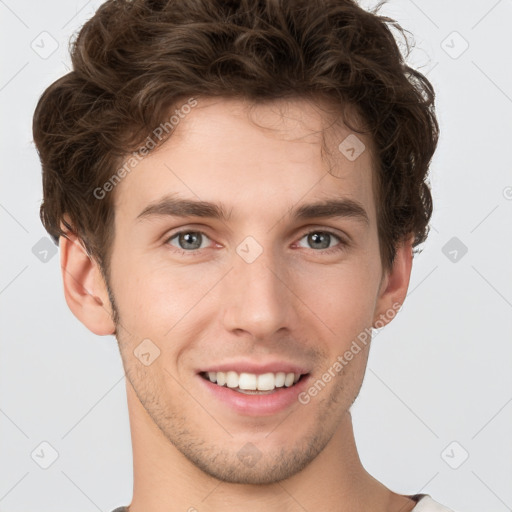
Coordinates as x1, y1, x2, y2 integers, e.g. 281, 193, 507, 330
113, 96, 377, 225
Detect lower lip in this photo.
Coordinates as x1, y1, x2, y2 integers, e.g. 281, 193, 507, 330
197, 374, 311, 416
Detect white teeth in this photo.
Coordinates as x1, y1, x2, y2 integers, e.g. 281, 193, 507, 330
203, 371, 303, 391
239, 373, 257, 390
226, 371, 238, 388
275, 372, 286, 387
257, 373, 275, 391
284, 373, 295, 387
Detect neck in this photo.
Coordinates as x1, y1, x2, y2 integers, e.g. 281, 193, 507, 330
125, 379, 415, 512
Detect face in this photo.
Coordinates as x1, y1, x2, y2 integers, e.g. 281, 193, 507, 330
104, 97, 391, 484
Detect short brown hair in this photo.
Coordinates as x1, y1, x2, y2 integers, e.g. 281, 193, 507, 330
32, 0, 439, 280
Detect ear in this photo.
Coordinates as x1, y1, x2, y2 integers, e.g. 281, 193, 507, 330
59, 226, 116, 336
372, 235, 414, 329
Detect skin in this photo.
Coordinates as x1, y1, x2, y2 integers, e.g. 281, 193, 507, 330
60, 97, 418, 512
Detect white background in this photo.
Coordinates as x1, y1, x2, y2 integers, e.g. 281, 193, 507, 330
1, 1, 511, 511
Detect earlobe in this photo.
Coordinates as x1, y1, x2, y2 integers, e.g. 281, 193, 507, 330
372, 237, 414, 329
59, 229, 116, 336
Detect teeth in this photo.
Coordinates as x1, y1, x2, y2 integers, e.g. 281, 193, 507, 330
215, 371, 226, 386
226, 370, 238, 388
257, 373, 275, 391
275, 372, 286, 387
204, 371, 303, 391
239, 373, 257, 390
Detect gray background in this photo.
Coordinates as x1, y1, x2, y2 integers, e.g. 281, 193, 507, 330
1, 0, 511, 511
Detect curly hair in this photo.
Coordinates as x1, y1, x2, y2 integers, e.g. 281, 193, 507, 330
32, 0, 439, 280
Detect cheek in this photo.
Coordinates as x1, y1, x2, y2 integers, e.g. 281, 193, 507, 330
110, 256, 221, 339
292, 259, 379, 345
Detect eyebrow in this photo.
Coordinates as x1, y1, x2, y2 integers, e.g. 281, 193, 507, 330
136, 194, 369, 226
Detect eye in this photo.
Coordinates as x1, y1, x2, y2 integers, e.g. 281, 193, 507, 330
164, 228, 348, 257
166, 230, 212, 253
296, 230, 346, 254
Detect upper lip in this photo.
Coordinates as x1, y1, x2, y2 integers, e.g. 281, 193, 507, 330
197, 359, 310, 375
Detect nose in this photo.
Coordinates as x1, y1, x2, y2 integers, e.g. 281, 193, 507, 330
221, 243, 297, 340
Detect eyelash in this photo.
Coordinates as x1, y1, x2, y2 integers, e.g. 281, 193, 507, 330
164, 229, 348, 257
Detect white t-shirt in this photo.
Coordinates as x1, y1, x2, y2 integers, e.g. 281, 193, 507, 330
411, 494, 456, 511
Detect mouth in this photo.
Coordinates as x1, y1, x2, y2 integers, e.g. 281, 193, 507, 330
196, 361, 312, 416
199, 370, 308, 395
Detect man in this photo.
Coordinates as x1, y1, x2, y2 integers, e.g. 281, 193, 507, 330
33, 0, 453, 510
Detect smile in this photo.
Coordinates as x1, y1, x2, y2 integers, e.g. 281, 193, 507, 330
200, 371, 305, 394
